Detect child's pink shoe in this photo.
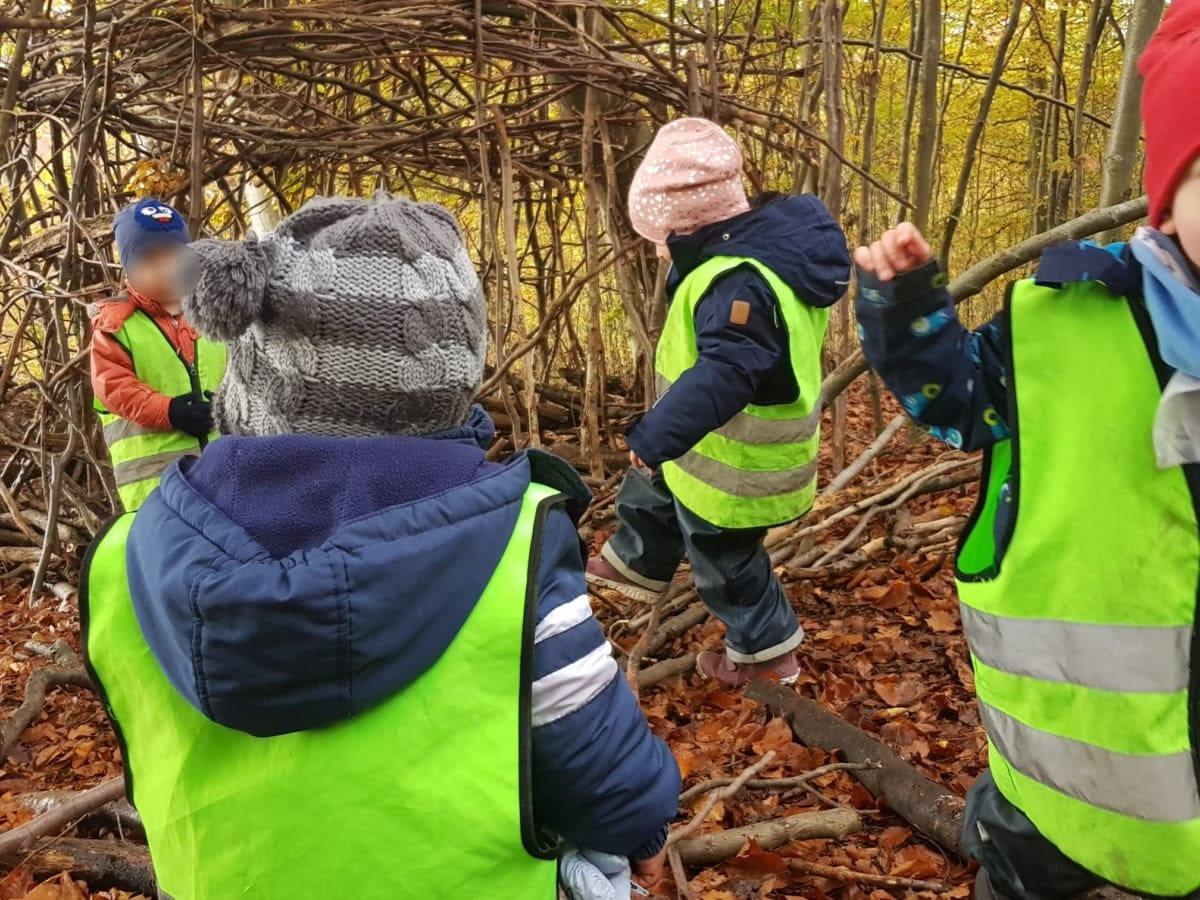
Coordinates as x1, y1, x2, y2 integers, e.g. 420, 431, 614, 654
695, 650, 799, 688
585, 556, 664, 604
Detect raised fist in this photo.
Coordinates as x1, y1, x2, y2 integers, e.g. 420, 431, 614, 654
854, 222, 934, 282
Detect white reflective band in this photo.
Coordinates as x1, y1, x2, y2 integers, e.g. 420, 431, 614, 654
981, 703, 1200, 823
962, 604, 1193, 694
671, 449, 817, 499
112, 449, 194, 486
531, 643, 617, 727
656, 374, 819, 445
535, 595, 593, 644
103, 418, 158, 445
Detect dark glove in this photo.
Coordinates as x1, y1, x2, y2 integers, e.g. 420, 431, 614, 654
168, 394, 214, 438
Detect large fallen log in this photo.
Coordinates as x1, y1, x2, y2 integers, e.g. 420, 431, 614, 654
10, 838, 155, 895
674, 808, 861, 868
748, 680, 966, 857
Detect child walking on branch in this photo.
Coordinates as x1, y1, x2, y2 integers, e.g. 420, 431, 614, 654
855, 4, 1200, 897
587, 118, 851, 687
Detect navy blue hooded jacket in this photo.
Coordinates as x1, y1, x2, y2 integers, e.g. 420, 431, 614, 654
122, 406, 680, 859
627, 193, 851, 468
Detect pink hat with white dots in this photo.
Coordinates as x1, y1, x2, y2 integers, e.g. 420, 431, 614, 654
627, 118, 750, 245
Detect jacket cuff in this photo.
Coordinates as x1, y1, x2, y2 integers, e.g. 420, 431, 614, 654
149, 393, 173, 431
626, 424, 665, 470
856, 260, 951, 324
630, 823, 669, 861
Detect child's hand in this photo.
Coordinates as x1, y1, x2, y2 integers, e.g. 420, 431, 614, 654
632, 845, 667, 882
854, 222, 933, 282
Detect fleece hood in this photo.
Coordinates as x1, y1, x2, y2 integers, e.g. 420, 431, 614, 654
121, 410, 587, 738
666, 192, 851, 307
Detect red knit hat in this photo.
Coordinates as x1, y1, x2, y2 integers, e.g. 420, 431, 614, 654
1140, 0, 1200, 227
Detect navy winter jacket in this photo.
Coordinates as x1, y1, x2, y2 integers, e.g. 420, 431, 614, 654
123, 406, 680, 860
627, 193, 852, 468
855, 241, 1142, 452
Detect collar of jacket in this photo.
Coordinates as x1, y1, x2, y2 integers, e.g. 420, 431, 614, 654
1034, 241, 1143, 300
666, 194, 777, 281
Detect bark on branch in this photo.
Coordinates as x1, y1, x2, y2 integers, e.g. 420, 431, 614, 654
747, 680, 966, 857
674, 809, 862, 867
0, 640, 92, 760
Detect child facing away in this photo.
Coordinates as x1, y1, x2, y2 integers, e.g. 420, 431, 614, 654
91, 199, 226, 511
854, 4, 1200, 899
587, 118, 852, 687
78, 195, 680, 900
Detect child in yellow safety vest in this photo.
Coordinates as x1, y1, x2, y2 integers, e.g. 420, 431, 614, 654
91, 199, 226, 511
586, 119, 851, 687
855, 4, 1200, 899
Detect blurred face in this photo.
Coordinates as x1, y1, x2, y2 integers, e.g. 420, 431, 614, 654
126, 243, 184, 306
1161, 157, 1200, 276
655, 242, 672, 262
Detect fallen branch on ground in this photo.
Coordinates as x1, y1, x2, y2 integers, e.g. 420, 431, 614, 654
5, 837, 155, 895
668, 751, 777, 848
677, 761, 876, 804
0, 640, 93, 760
748, 681, 966, 857
0, 778, 126, 858
637, 653, 696, 687
14, 787, 141, 837
788, 858, 949, 892
668, 845, 699, 900
674, 809, 862, 867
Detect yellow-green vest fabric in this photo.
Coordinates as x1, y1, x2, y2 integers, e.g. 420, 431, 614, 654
94, 309, 225, 511
956, 279, 1200, 896
655, 255, 828, 529
80, 485, 561, 900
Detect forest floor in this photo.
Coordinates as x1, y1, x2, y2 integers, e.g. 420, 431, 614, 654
0, 382, 984, 899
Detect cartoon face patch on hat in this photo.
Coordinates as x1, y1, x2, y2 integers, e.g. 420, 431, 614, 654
139, 202, 178, 226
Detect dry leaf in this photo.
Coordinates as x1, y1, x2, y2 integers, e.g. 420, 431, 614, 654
925, 609, 959, 633
873, 674, 928, 707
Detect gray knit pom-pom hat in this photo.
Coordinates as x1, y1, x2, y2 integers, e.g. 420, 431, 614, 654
183, 194, 487, 438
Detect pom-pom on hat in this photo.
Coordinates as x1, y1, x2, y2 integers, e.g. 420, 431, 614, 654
183, 194, 487, 438
627, 118, 750, 244
1140, 0, 1200, 228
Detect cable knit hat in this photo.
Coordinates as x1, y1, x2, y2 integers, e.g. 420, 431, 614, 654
1140, 0, 1200, 228
183, 194, 486, 438
627, 118, 750, 244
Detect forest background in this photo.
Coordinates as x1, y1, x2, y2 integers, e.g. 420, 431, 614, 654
0, 1, 1163, 898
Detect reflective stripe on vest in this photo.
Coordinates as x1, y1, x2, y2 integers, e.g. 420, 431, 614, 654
956, 279, 1200, 897
80, 484, 561, 900
655, 256, 828, 529
95, 310, 226, 511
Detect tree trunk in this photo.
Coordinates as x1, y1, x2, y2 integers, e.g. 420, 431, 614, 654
1098, 0, 1165, 240
911, 0, 941, 233
940, 0, 1022, 263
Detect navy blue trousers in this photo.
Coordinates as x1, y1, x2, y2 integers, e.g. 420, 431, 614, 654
602, 469, 802, 662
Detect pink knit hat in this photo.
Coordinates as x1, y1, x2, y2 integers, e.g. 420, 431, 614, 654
627, 118, 750, 244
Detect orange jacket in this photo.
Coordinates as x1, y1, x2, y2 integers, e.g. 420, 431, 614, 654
90, 288, 199, 431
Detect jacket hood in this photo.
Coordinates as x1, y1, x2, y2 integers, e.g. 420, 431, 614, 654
667, 193, 851, 307
123, 413, 587, 737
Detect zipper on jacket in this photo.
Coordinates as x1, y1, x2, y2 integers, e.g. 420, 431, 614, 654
140, 311, 209, 448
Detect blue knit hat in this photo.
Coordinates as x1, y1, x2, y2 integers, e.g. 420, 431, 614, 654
113, 199, 190, 270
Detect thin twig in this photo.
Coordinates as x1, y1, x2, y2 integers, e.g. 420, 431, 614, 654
667, 751, 777, 848
677, 761, 877, 804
